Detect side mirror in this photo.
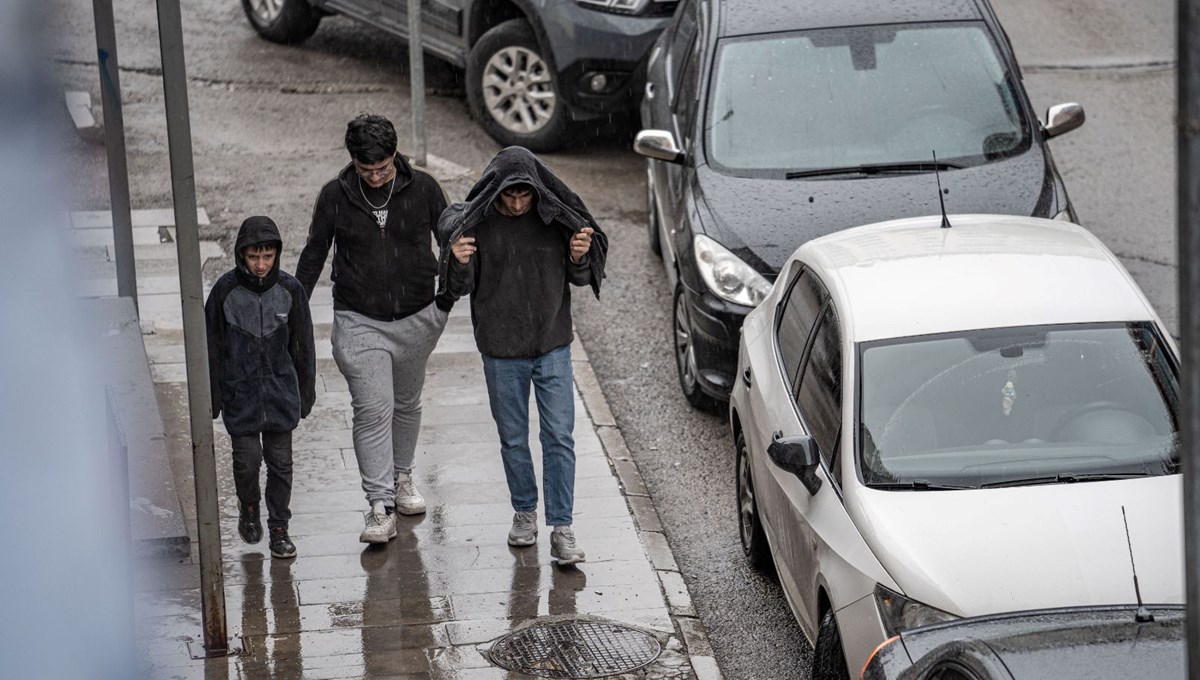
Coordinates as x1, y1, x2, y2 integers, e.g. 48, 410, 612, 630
634, 129, 684, 164
1043, 103, 1085, 138
767, 434, 823, 495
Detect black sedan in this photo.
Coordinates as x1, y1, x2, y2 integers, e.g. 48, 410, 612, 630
860, 605, 1185, 680
636, 0, 1085, 410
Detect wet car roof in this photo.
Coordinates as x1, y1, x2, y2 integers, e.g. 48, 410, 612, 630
799, 215, 1156, 342
888, 606, 1185, 680
719, 0, 983, 38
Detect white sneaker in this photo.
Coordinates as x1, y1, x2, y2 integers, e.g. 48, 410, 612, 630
359, 501, 397, 544
551, 525, 585, 565
394, 472, 426, 515
507, 510, 538, 547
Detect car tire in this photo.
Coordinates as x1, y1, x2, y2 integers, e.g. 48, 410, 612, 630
672, 284, 720, 412
646, 162, 663, 258
813, 608, 850, 680
736, 431, 773, 572
241, 0, 321, 44
467, 19, 570, 152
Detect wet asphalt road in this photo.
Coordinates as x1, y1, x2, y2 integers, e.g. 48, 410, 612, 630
52, 0, 1174, 677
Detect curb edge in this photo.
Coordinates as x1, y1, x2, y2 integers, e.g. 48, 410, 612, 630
571, 335, 725, 680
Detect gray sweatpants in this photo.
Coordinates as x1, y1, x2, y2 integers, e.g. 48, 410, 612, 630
331, 303, 447, 508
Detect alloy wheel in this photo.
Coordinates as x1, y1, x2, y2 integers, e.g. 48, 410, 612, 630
247, 0, 283, 22
481, 46, 557, 134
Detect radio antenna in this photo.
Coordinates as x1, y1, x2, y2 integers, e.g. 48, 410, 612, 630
933, 150, 951, 229
1122, 506, 1154, 623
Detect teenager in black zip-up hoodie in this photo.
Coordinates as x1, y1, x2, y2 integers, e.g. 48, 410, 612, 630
295, 114, 451, 545
296, 131, 451, 317
205, 215, 315, 559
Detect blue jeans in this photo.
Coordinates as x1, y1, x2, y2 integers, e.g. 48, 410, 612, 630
482, 345, 576, 526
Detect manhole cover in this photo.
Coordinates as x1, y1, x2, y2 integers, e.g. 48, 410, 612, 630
488, 620, 662, 678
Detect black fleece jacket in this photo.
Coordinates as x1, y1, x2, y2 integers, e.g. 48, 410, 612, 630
439, 147, 608, 358
297, 155, 451, 320
205, 216, 316, 436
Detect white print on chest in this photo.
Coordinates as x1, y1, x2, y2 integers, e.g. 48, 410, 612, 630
372, 209, 389, 230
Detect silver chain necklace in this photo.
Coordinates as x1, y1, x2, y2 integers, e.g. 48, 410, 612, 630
359, 174, 396, 211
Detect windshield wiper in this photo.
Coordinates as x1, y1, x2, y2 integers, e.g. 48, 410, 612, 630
980, 472, 1152, 489
785, 161, 962, 180
866, 480, 975, 491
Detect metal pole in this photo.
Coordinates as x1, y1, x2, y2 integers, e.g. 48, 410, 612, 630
153, 0, 229, 656
92, 0, 138, 312
408, 0, 427, 166
1178, 1, 1200, 677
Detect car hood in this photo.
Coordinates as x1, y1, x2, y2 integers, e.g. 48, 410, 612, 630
847, 475, 1183, 618
696, 150, 1055, 277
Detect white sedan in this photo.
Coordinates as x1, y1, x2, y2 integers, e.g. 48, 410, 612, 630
729, 214, 1183, 679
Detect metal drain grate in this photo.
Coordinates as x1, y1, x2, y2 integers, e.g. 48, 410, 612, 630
488, 620, 662, 678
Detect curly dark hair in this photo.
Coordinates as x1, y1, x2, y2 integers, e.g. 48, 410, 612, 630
345, 113, 398, 164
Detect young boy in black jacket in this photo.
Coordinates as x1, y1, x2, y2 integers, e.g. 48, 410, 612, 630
205, 216, 316, 559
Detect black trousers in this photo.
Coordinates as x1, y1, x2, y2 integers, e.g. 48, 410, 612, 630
230, 430, 293, 530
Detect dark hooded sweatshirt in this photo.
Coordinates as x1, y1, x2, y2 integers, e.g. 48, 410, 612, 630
438, 147, 609, 359
205, 216, 316, 436
296, 155, 451, 320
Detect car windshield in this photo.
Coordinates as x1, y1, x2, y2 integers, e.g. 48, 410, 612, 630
707, 22, 1030, 176
858, 323, 1179, 489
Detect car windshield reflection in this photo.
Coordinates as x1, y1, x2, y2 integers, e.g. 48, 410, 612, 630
707, 22, 1030, 177
858, 322, 1179, 490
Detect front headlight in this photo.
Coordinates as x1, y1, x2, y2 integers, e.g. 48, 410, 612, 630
693, 234, 772, 307
576, 0, 651, 14
874, 584, 958, 635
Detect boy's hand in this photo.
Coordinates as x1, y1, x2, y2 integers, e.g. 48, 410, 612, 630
451, 236, 476, 264
570, 227, 593, 264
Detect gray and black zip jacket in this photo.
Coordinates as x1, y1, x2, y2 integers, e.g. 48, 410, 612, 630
296, 155, 452, 321
205, 216, 316, 436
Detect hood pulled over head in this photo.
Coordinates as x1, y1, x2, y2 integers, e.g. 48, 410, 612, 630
234, 215, 283, 289
437, 146, 609, 298
469, 148, 543, 214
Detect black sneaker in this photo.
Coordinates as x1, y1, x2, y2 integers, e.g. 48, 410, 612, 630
269, 527, 296, 559
238, 502, 262, 544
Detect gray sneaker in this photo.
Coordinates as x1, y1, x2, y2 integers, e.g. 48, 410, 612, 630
507, 510, 538, 547
550, 525, 586, 565
359, 501, 397, 544
395, 472, 426, 515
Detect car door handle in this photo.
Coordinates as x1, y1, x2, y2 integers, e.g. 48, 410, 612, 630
645, 82, 656, 100
742, 367, 752, 387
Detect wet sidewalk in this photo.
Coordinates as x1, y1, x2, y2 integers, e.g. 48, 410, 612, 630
133, 276, 721, 678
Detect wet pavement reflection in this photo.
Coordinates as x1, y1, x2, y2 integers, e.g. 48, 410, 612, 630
136, 304, 689, 679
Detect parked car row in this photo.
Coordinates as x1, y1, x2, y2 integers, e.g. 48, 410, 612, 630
633, 0, 1184, 679
246, 0, 1186, 676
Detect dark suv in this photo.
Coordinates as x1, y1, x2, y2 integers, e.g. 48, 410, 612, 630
242, 0, 676, 150
636, 0, 1085, 410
